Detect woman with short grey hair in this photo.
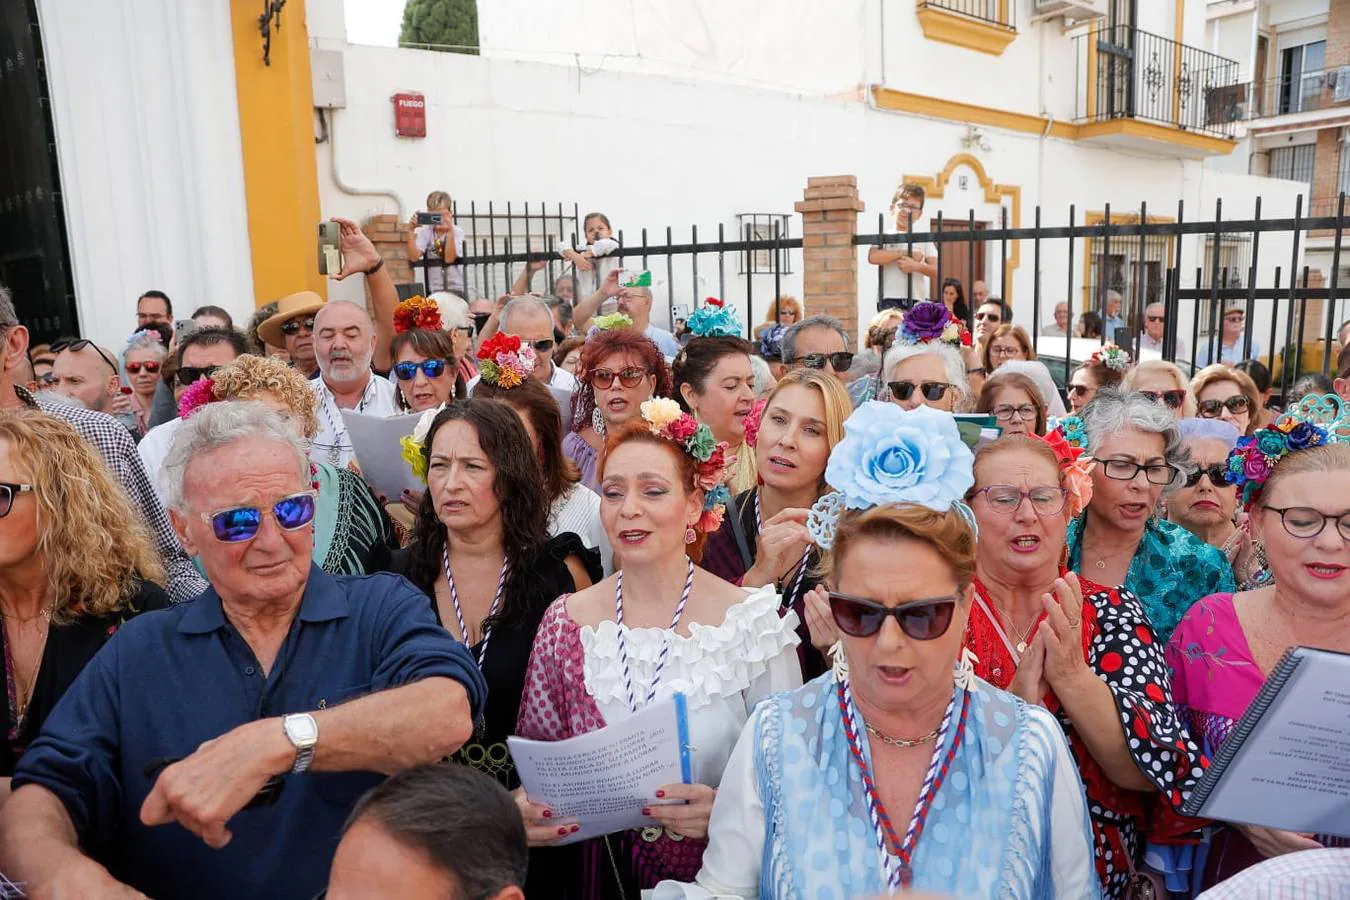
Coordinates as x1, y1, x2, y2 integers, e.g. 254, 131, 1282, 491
1063, 390, 1235, 641
117, 330, 168, 434
880, 341, 972, 412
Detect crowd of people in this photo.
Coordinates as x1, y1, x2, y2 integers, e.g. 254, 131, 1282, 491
0, 198, 1348, 900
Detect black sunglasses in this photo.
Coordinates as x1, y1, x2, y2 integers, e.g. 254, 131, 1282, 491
1139, 389, 1187, 410
472, 312, 491, 335
0, 482, 33, 518
528, 338, 556, 353
50, 339, 119, 374
1183, 464, 1234, 489
1067, 383, 1093, 397
393, 359, 448, 381
888, 380, 952, 402
280, 316, 316, 337
794, 352, 854, 372
176, 365, 222, 387
1198, 396, 1250, 418
828, 593, 959, 640
973, 311, 1002, 322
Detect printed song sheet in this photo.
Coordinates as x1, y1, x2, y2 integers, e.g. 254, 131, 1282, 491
340, 409, 422, 500
508, 695, 690, 845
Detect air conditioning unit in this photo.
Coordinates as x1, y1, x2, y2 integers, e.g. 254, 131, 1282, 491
1033, 0, 1108, 21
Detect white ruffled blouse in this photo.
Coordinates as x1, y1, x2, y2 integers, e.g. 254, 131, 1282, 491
579, 586, 803, 787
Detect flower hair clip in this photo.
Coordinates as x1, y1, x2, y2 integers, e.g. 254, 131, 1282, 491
178, 375, 220, 419
1089, 344, 1131, 372
893, 301, 972, 349
476, 333, 537, 389
588, 312, 634, 338
1036, 429, 1095, 518
639, 398, 735, 533
400, 405, 444, 483
1055, 415, 1088, 452
1227, 393, 1348, 509
742, 398, 768, 448
808, 401, 976, 549
686, 298, 742, 338
393, 296, 443, 334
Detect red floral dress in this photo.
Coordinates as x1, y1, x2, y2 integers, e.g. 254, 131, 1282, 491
963, 573, 1207, 899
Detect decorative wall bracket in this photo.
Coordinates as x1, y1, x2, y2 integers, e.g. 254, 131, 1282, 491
259, 0, 287, 66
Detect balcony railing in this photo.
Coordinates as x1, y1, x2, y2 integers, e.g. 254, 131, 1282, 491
1075, 26, 1241, 139
1242, 67, 1350, 120
917, 0, 1015, 30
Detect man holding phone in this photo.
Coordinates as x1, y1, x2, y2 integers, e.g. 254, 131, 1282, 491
406, 190, 466, 297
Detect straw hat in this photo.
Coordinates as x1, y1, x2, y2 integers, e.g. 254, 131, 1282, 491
257, 291, 325, 348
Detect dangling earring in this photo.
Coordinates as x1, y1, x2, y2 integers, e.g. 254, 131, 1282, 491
591, 406, 606, 436
830, 641, 849, 683
953, 647, 979, 691
685, 526, 696, 544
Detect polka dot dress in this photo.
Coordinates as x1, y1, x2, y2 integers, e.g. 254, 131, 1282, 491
965, 575, 1207, 899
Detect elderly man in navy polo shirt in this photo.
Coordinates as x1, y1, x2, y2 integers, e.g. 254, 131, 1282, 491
0, 402, 487, 900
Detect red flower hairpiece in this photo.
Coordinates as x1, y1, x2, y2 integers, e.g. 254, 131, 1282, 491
393, 296, 443, 334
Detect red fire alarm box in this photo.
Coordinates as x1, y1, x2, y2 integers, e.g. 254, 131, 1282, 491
392, 92, 426, 138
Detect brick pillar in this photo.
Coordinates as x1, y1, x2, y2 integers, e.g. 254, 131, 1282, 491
1310, 129, 1342, 228
363, 214, 414, 285
1328, 0, 1350, 69
795, 176, 865, 347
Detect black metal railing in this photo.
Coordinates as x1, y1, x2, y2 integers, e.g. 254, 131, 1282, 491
917, 0, 1014, 29
1246, 66, 1350, 119
1076, 26, 1241, 138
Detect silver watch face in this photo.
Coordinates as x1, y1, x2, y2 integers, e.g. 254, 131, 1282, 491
286, 715, 318, 743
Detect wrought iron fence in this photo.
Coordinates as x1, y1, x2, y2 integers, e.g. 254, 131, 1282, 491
916, 0, 1014, 29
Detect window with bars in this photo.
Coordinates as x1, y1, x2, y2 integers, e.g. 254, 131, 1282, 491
1268, 144, 1316, 191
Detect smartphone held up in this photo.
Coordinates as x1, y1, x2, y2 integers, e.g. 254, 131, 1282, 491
318, 221, 342, 276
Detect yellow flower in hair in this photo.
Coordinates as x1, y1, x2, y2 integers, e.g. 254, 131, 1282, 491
496, 366, 523, 389
641, 398, 683, 434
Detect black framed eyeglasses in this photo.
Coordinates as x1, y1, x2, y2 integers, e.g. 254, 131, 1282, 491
1262, 506, 1350, 541
992, 403, 1038, 423
176, 365, 222, 387
1183, 464, 1234, 489
393, 359, 448, 381
589, 366, 648, 390
0, 482, 33, 518
1197, 396, 1251, 418
1100, 458, 1178, 486
199, 490, 318, 542
794, 352, 854, 372
50, 339, 119, 374
280, 316, 316, 337
827, 593, 959, 640
973, 485, 1068, 516
888, 380, 952, 402
1139, 389, 1187, 410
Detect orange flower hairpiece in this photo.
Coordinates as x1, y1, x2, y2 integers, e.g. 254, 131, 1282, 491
1039, 428, 1095, 518
393, 296, 443, 334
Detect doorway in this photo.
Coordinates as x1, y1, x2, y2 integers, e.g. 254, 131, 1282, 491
930, 220, 987, 315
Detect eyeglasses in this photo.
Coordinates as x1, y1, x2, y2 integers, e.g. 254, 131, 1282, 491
1139, 389, 1187, 410
453, 326, 475, 339
793, 352, 854, 372
590, 366, 649, 389
1197, 396, 1251, 418
393, 359, 448, 381
200, 490, 318, 542
50, 339, 119, 374
1262, 505, 1350, 541
124, 361, 161, 374
1067, 384, 1093, 397
280, 316, 316, 337
989, 345, 1022, 358
176, 365, 221, 387
827, 593, 958, 640
887, 381, 953, 402
0, 482, 33, 518
1100, 458, 1178, 486
992, 404, 1038, 422
1146, 315, 1166, 323
973, 485, 1068, 516
1183, 464, 1234, 489
1224, 315, 1245, 324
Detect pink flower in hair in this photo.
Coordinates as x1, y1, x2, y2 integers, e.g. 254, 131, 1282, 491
177, 377, 219, 419
742, 398, 767, 448
667, 414, 699, 443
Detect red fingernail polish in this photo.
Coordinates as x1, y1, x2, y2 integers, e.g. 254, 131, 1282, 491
558, 827, 567, 836
655, 789, 665, 798
542, 810, 552, 818
642, 807, 651, 816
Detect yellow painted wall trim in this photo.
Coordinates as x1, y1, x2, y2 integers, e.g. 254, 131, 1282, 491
901, 153, 1023, 304
915, 5, 1017, 56
230, 0, 325, 305
1172, 0, 1185, 125
871, 87, 1237, 156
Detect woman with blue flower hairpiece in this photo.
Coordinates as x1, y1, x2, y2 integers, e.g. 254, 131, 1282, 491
653, 401, 1099, 900
673, 299, 759, 493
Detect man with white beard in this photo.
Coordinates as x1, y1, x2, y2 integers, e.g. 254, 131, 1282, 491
309, 300, 398, 468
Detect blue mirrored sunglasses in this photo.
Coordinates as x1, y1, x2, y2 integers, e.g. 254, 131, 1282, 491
200, 491, 318, 542
393, 359, 448, 381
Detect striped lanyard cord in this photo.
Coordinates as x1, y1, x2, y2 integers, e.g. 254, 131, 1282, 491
613, 558, 695, 713
754, 490, 812, 611
442, 547, 509, 670
318, 379, 373, 457
836, 677, 970, 892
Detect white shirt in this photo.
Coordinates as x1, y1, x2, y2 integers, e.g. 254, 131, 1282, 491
877, 229, 936, 301
564, 237, 621, 299
466, 360, 577, 394
414, 224, 467, 295
309, 375, 399, 468
137, 417, 184, 505
1138, 331, 1190, 362
549, 483, 612, 574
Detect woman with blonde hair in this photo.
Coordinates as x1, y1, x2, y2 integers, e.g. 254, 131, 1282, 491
1189, 364, 1261, 436
1124, 359, 1195, 417
0, 410, 168, 791
180, 355, 397, 574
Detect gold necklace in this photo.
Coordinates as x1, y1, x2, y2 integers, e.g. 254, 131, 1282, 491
7, 616, 50, 723
864, 720, 939, 748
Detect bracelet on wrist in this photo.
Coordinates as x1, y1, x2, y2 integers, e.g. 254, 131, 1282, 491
365, 258, 385, 276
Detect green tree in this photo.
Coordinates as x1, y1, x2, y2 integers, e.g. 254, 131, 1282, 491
400, 0, 479, 55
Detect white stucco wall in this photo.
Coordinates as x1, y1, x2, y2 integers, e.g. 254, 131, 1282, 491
36, 0, 254, 348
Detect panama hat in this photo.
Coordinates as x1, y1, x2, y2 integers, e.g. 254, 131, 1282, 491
257, 291, 326, 348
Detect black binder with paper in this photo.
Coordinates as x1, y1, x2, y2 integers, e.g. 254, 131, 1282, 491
1181, 646, 1350, 839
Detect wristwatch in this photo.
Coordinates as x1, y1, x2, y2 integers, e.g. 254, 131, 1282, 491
282, 713, 319, 774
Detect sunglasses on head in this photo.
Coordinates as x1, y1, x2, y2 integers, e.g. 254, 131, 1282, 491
280, 315, 316, 337
590, 366, 648, 389
200, 490, 318, 542
176, 365, 221, 387
1139, 389, 1186, 410
888, 380, 952, 402
828, 593, 959, 640
794, 352, 854, 372
124, 360, 161, 374
0, 482, 33, 519
393, 359, 448, 381
50, 339, 119, 373
1184, 464, 1234, 488
1198, 396, 1250, 417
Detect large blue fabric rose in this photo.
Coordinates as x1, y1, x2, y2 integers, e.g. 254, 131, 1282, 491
825, 401, 974, 512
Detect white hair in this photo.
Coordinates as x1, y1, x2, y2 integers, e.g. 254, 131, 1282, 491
501, 296, 551, 332
749, 353, 776, 396
997, 360, 1067, 417
431, 292, 470, 330
122, 331, 167, 368
881, 342, 971, 409
161, 401, 310, 511
1081, 389, 1189, 493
